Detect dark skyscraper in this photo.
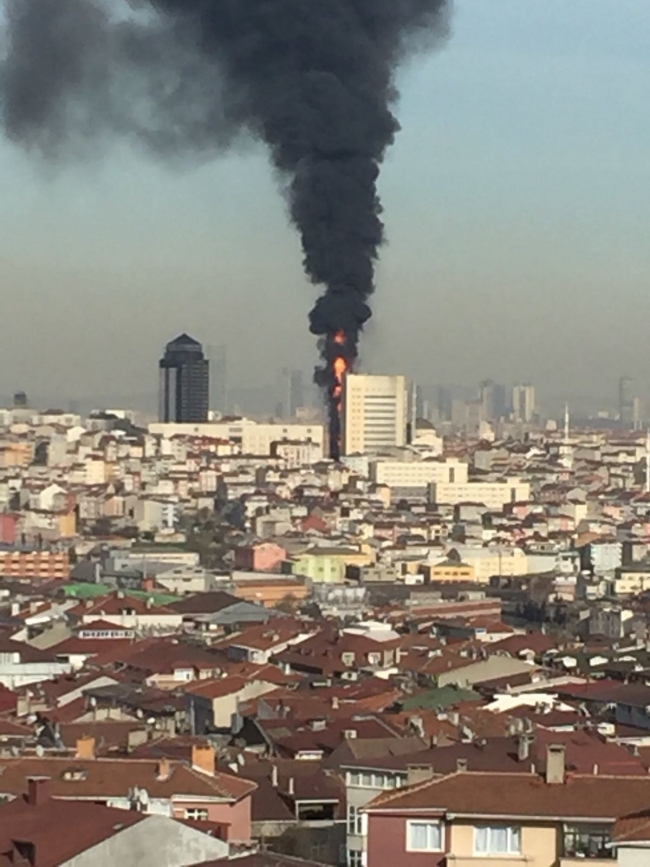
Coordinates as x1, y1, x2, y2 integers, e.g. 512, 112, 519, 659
159, 334, 209, 423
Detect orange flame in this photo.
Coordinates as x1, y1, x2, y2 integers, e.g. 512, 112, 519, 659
331, 335, 349, 407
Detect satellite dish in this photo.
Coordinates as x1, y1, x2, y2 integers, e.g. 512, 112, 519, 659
237, 753, 245, 767
139, 789, 150, 806
35, 745, 44, 758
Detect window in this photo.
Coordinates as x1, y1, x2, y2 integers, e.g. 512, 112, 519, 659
347, 771, 361, 787
407, 820, 443, 852
563, 825, 613, 859
184, 808, 209, 821
474, 825, 521, 855
347, 850, 364, 867
347, 805, 363, 835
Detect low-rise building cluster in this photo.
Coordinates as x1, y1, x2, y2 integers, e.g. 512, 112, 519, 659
0, 406, 649, 863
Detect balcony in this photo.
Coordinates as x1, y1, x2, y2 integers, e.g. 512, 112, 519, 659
446, 857, 532, 866
559, 861, 615, 867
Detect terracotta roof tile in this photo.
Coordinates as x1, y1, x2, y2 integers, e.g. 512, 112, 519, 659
366, 770, 650, 820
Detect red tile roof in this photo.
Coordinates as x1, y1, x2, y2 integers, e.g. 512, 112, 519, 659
0, 756, 256, 804
0, 790, 144, 867
366, 770, 650, 821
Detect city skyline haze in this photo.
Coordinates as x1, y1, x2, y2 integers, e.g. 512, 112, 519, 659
0, 0, 648, 414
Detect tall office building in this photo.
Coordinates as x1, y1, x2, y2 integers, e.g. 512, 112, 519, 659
341, 373, 407, 455
619, 376, 635, 427
288, 369, 305, 417
207, 344, 228, 415
479, 379, 507, 422
159, 334, 209, 423
512, 384, 536, 423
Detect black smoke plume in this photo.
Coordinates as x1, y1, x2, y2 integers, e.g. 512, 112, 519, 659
0, 0, 450, 457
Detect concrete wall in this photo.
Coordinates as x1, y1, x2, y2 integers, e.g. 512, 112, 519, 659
618, 846, 650, 867
367, 812, 447, 867
172, 794, 252, 843
61, 814, 228, 867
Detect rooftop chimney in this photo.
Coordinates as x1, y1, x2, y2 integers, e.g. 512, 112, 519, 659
191, 744, 215, 777
407, 764, 435, 787
545, 744, 566, 785
27, 776, 51, 806
75, 736, 95, 761
517, 734, 532, 762
156, 758, 171, 781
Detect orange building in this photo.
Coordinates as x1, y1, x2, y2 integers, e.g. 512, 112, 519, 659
231, 576, 307, 608
0, 550, 70, 580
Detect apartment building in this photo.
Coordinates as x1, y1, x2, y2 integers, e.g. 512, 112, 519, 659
365, 746, 650, 867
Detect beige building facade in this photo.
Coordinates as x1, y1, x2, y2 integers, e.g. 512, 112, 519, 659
342, 374, 407, 456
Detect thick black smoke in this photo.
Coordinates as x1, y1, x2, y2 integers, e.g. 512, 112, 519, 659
0, 0, 450, 456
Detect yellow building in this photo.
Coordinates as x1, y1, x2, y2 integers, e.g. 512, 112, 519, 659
427, 559, 475, 582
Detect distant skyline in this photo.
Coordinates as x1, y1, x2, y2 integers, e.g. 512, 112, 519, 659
1, 0, 649, 413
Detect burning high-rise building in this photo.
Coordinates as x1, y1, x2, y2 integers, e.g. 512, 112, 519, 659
0, 0, 451, 455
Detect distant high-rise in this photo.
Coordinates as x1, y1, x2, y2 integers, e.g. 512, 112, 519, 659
159, 334, 209, 423
512, 384, 536, 423
288, 369, 305, 417
13, 391, 27, 409
207, 344, 228, 415
342, 373, 407, 455
619, 376, 635, 427
479, 380, 507, 422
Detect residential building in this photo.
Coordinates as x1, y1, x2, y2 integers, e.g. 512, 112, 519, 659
369, 458, 467, 491
0, 779, 229, 867
429, 478, 531, 509
365, 749, 650, 867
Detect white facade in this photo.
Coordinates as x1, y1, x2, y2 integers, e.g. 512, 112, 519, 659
370, 458, 468, 489
429, 477, 531, 509
342, 374, 407, 455
148, 419, 324, 456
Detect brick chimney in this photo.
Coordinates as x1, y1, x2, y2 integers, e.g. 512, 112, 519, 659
191, 744, 215, 776
75, 736, 95, 760
407, 764, 435, 786
156, 758, 171, 781
27, 776, 51, 806
545, 744, 566, 785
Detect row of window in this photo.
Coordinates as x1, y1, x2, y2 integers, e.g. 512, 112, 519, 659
400, 821, 613, 857
346, 771, 405, 789
406, 821, 520, 855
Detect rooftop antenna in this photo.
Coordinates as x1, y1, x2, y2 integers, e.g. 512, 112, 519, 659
564, 402, 570, 447
645, 429, 650, 495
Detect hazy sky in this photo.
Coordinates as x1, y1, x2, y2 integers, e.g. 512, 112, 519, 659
1, 0, 649, 412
